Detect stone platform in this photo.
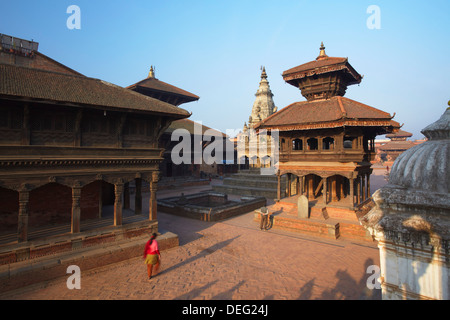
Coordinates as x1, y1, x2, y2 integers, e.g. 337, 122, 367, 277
212, 168, 286, 199
158, 191, 266, 222
254, 195, 375, 242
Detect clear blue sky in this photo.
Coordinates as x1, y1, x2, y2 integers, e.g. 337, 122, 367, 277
1, 0, 449, 139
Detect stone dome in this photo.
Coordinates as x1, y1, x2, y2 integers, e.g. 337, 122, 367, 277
389, 107, 450, 194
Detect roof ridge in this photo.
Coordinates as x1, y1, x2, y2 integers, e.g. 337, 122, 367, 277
340, 96, 391, 118
337, 96, 347, 117
0, 62, 88, 79
127, 76, 199, 99
255, 101, 303, 128
0, 63, 191, 118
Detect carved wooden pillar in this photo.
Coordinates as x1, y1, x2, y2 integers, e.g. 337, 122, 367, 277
287, 173, 291, 197
135, 178, 142, 215
361, 174, 366, 202
356, 176, 361, 205
71, 186, 82, 233
123, 182, 130, 210
149, 172, 158, 221
322, 177, 328, 204
298, 176, 304, 195
17, 187, 30, 243
331, 176, 337, 201
308, 176, 314, 200
114, 182, 124, 226
367, 173, 371, 198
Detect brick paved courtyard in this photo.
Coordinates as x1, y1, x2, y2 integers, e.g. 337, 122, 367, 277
0, 194, 381, 300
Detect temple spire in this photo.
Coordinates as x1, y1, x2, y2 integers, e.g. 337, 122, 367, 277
316, 42, 328, 60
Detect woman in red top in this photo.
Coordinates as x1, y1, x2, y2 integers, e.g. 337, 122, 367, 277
143, 233, 161, 280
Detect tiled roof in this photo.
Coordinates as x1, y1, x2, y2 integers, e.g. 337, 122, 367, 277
165, 119, 227, 137
282, 56, 362, 85
127, 77, 199, 101
378, 140, 416, 151
386, 129, 413, 138
282, 57, 348, 76
0, 63, 191, 118
255, 96, 400, 132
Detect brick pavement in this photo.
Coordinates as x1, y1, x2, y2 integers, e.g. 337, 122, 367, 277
0, 192, 381, 300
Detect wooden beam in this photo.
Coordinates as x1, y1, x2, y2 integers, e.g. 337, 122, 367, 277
314, 179, 323, 197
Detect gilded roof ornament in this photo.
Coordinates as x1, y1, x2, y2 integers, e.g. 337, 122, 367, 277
317, 42, 328, 60
148, 65, 155, 78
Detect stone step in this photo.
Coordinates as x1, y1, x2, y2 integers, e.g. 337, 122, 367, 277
212, 184, 285, 199
222, 178, 279, 189
229, 173, 283, 182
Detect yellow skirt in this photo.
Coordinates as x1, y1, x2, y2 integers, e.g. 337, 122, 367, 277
144, 254, 159, 265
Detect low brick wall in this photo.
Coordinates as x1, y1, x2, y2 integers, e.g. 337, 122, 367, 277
0, 221, 158, 266
0, 230, 178, 294
158, 192, 266, 222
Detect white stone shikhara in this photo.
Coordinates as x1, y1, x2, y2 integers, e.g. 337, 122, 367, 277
361, 106, 450, 300
247, 67, 277, 128
239, 67, 278, 168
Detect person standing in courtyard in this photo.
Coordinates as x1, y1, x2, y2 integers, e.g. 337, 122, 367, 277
143, 233, 161, 280
259, 206, 270, 231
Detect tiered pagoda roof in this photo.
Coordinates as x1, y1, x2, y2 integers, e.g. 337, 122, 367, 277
256, 43, 400, 134
257, 96, 399, 134
127, 66, 199, 107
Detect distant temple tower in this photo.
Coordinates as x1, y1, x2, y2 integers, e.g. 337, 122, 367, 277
239, 67, 277, 168
246, 66, 277, 129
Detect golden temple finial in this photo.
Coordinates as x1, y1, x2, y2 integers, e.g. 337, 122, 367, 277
317, 42, 328, 60
148, 65, 155, 78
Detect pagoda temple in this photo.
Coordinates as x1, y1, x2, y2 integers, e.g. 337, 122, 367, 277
376, 129, 417, 165
126, 66, 199, 107
254, 43, 400, 240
